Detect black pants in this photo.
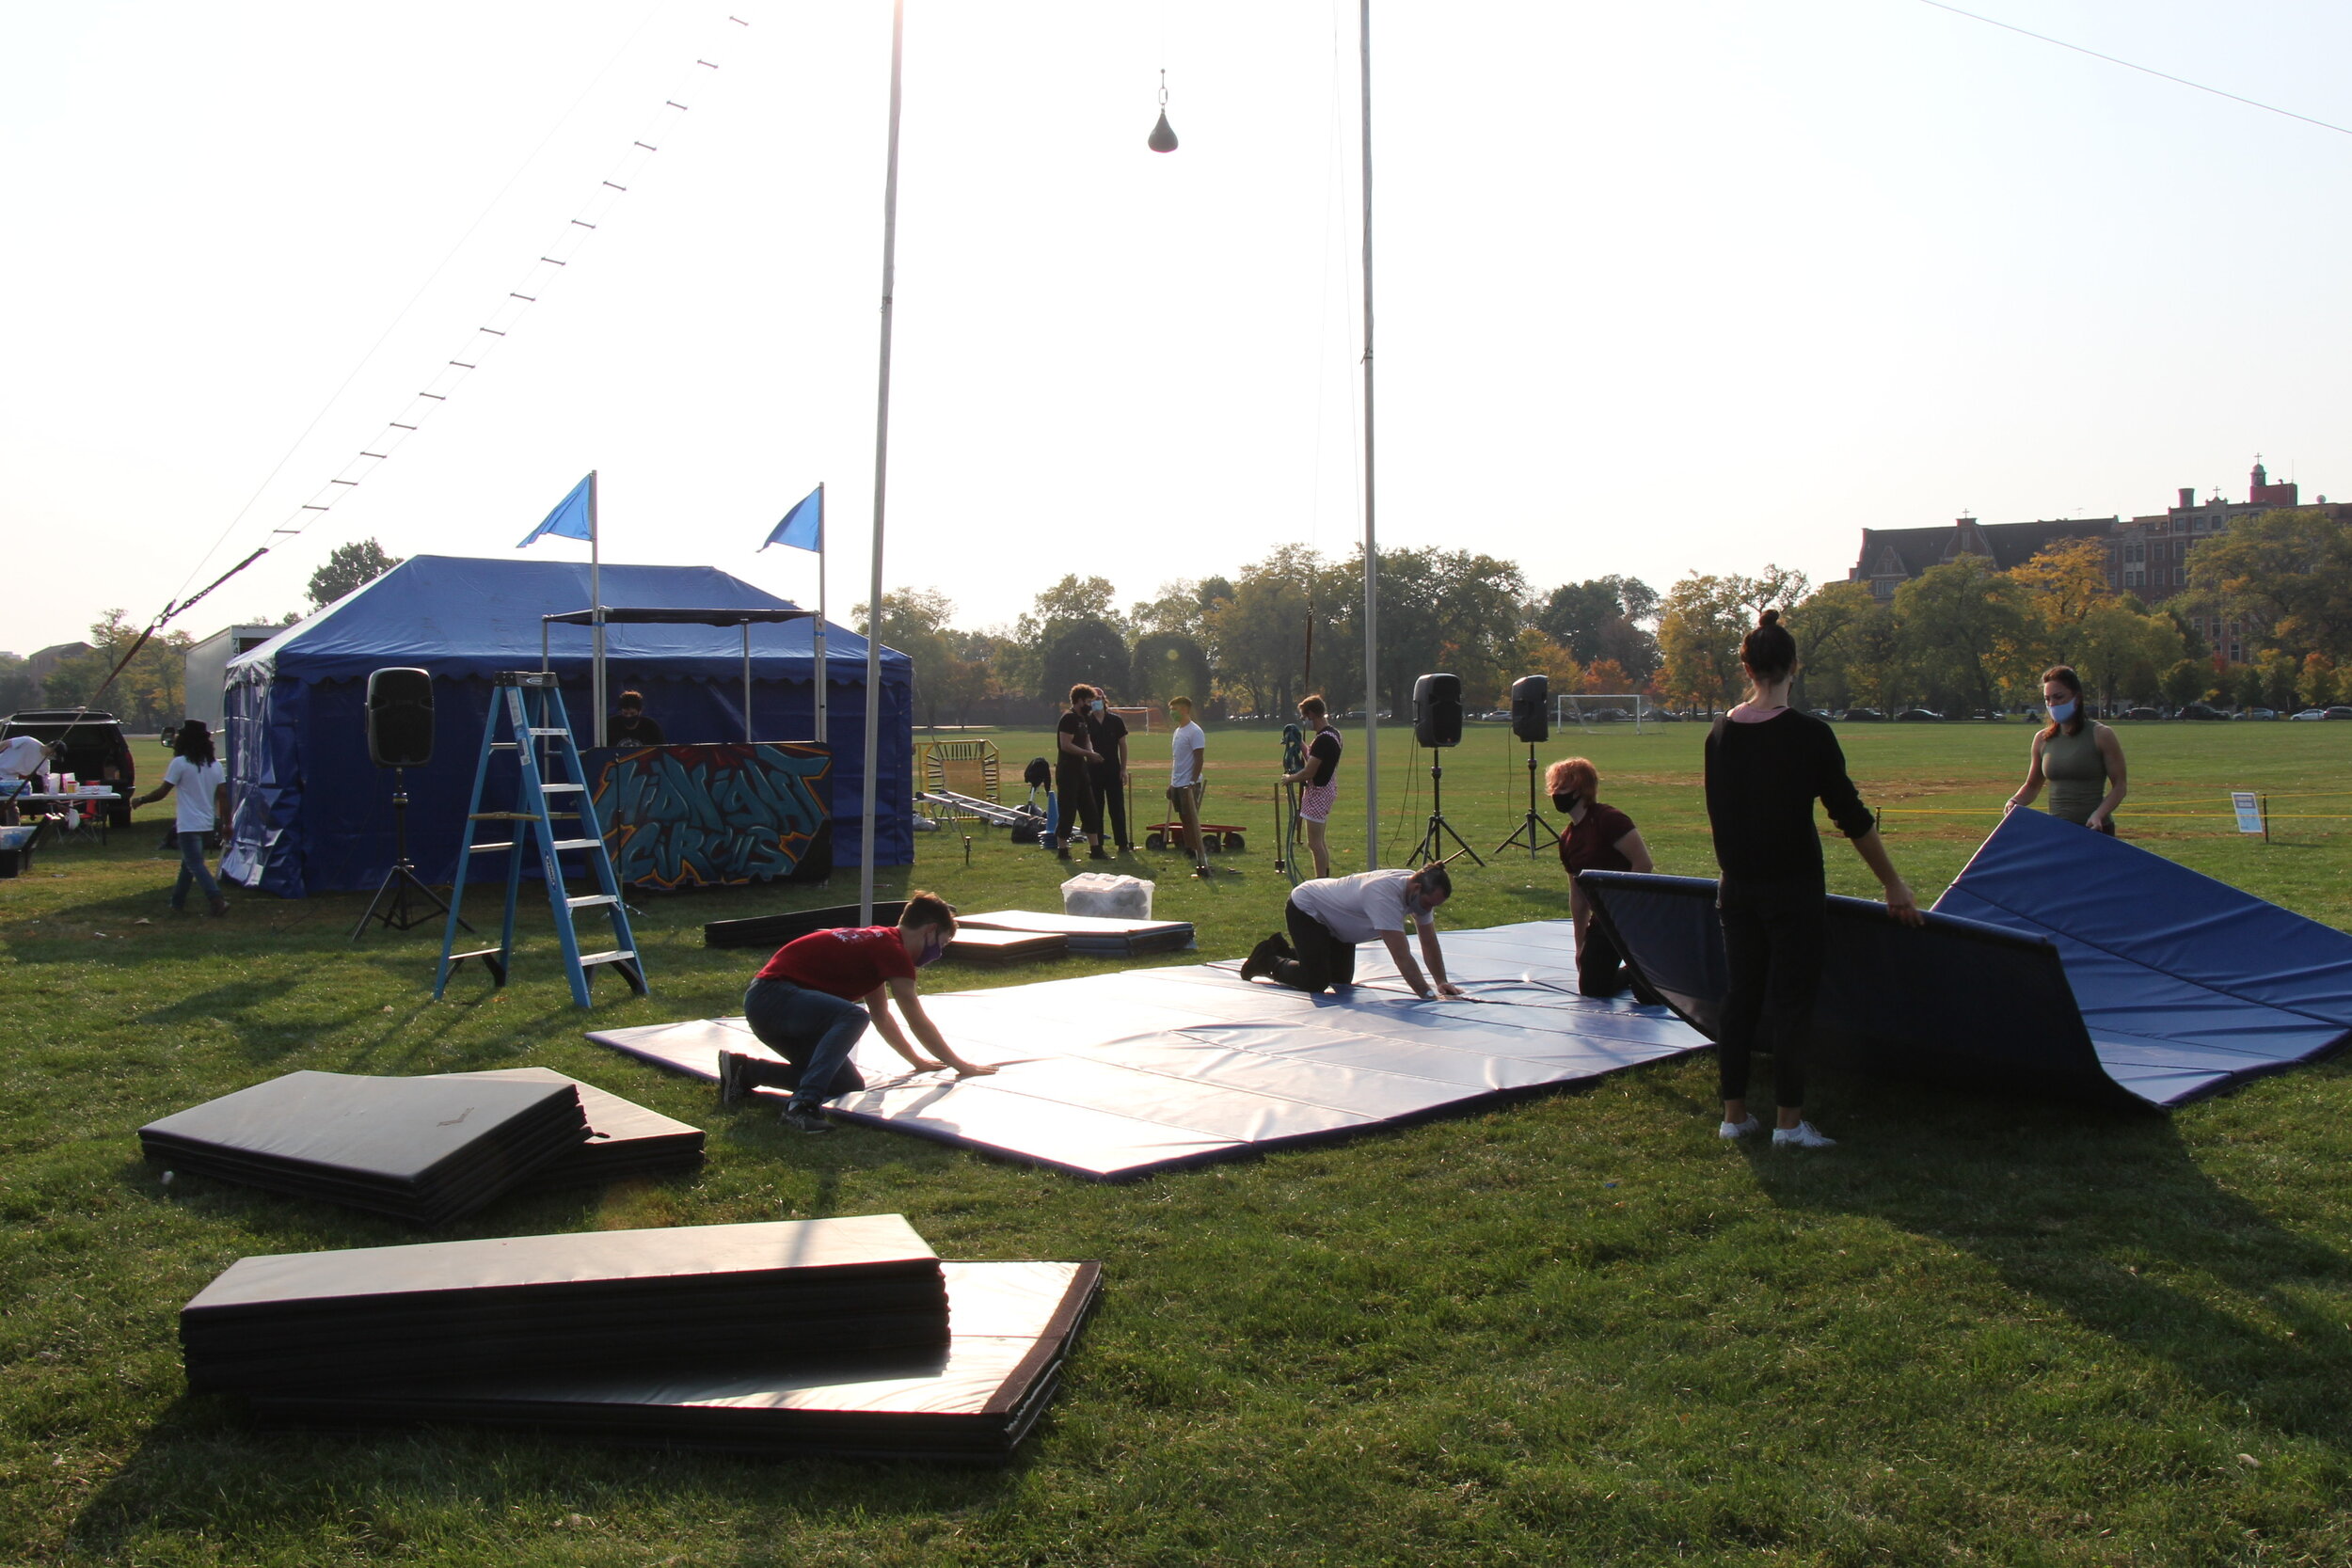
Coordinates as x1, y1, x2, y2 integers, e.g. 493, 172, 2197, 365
1057, 762, 1102, 841
1575, 920, 1661, 1003
1270, 897, 1357, 992
1715, 875, 1829, 1108
1091, 765, 1129, 847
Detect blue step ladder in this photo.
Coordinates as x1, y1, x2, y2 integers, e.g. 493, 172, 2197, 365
435, 672, 647, 1007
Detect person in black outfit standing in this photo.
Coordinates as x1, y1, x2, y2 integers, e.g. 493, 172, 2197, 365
1707, 610, 1921, 1148
1086, 690, 1133, 851
608, 690, 665, 746
1055, 683, 1109, 861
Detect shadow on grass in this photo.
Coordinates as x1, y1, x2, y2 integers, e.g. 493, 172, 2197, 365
1758, 1063, 2352, 1449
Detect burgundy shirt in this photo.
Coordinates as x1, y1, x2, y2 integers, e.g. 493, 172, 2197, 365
1556, 800, 1639, 878
755, 926, 917, 998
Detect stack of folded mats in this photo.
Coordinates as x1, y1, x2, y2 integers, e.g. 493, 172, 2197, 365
183, 1215, 1102, 1461
138, 1070, 593, 1225
957, 910, 1195, 957
945, 927, 1070, 966
435, 1068, 705, 1189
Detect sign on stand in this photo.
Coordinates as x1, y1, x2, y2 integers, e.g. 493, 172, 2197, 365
2231, 790, 2266, 840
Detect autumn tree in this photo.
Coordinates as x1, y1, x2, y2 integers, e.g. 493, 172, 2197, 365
307, 538, 402, 609
1893, 557, 2027, 716
2010, 537, 2113, 669
2186, 508, 2352, 659
39, 611, 194, 728
1345, 546, 1526, 713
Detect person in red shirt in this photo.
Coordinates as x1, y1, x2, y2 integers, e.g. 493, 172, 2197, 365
1547, 756, 1661, 1001
717, 892, 995, 1133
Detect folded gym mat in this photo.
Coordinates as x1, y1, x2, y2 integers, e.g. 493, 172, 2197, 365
434, 1068, 705, 1188
242, 1260, 1101, 1462
182, 1214, 949, 1393
705, 902, 906, 950
140, 1071, 590, 1225
946, 927, 1070, 965
955, 910, 1195, 956
589, 920, 1705, 1179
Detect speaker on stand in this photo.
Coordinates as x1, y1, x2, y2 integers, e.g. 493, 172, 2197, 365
352, 668, 471, 942
1407, 673, 1482, 867
1495, 673, 1563, 856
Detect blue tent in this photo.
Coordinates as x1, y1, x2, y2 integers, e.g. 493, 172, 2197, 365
221, 555, 912, 897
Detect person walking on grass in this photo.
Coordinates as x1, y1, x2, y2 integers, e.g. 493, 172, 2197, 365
2007, 663, 2127, 834
1166, 695, 1211, 877
133, 720, 230, 917
1241, 863, 1467, 1001
1279, 694, 1342, 879
1707, 610, 1922, 1149
717, 892, 996, 1133
1055, 684, 1109, 862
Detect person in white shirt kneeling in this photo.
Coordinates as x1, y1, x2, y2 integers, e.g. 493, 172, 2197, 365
1241, 863, 1466, 1000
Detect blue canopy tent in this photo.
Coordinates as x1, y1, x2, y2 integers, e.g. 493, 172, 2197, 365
220, 555, 913, 897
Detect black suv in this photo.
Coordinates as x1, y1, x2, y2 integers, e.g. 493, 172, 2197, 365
0, 711, 136, 827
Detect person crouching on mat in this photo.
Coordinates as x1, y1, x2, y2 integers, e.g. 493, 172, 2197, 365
1707, 609, 1921, 1151
1547, 755, 1660, 1001
1241, 863, 1467, 1000
718, 892, 997, 1134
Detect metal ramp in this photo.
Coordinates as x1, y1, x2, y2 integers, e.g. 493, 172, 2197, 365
435, 672, 647, 1008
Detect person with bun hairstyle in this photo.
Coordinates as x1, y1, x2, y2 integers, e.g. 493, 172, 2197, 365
1545, 755, 1659, 999
1706, 609, 1922, 1149
2007, 664, 2126, 833
717, 892, 996, 1133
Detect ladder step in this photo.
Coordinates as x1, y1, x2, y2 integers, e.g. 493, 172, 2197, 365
541, 783, 584, 793
577, 949, 637, 967
491, 741, 518, 750
447, 946, 506, 963
528, 727, 571, 736
567, 894, 617, 910
549, 838, 600, 851
469, 840, 516, 854
469, 811, 541, 821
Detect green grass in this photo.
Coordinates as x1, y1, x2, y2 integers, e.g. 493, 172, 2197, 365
4, 719, 2351, 1565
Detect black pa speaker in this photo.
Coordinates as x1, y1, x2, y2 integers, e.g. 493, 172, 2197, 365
366, 668, 435, 768
1510, 674, 1549, 744
1412, 673, 1463, 749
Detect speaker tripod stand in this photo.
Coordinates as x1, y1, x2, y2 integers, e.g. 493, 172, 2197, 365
353, 768, 471, 942
1409, 756, 1484, 867
1495, 743, 1564, 856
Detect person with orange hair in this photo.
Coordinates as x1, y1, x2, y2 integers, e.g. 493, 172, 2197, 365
1546, 755, 1658, 999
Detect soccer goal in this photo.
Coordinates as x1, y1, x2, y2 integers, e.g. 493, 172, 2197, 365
1553, 692, 1648, 734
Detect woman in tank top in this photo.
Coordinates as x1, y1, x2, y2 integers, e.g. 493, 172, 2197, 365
2007, 664, 2127, 833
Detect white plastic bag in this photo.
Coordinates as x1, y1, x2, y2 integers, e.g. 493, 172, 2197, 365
1059, 872, 1154, 920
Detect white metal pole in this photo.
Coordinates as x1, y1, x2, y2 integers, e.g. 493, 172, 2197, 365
860, 0, 905, 925
814, 482, 828, 747
589, 467, 606, 748
1358, 0, 1379, 871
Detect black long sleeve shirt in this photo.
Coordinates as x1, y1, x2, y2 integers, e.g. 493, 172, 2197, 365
1704, 710, 1876, 883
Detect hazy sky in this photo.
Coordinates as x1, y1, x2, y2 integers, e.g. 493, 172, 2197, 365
5, 0, 2348, 658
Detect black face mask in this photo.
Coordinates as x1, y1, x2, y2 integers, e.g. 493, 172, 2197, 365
1554, 789, 1581, 815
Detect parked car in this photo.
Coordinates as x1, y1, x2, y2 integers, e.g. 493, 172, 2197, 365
1840, 707, 1885, 721
2288, 709, 2327, 721
1894, 708, 1943, 722
2179, 703, 2227, 721
2123, 707, 2162, 721
0, 710, 136, 827
2328, 707, 2352, 721
2245, 707, 2278, 721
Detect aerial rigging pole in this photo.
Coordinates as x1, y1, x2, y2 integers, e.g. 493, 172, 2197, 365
860, 0, 907, 925
1358, 0, 1380, 869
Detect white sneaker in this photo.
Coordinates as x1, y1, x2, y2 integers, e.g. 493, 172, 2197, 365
1771, 1120, 1836, 1149
1717, 1116, 1761, 1140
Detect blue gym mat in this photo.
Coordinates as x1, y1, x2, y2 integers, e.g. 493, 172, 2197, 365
1580, 809, 2352, 1109
587, 921, 1708, 1179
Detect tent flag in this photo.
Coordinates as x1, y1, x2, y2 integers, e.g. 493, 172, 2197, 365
762, 485, 823, 553
517, 473, 596, 548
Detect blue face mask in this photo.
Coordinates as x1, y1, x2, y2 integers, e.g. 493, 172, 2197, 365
1090, 700, 1104, 713
2048, 698, 2077, 723
916, 931, 949, 967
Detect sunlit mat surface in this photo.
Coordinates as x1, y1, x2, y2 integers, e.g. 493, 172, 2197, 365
589, 920, 1704, 1179
245, 1260, 1101, 1462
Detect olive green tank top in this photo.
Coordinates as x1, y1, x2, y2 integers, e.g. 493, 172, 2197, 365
2042, 723, 2107, 824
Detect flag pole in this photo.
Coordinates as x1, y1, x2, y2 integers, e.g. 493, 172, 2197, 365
1358, 0, 1379, 870
590, 467, 606, 748
861, 0, 905, 925
814, 482, 828, 749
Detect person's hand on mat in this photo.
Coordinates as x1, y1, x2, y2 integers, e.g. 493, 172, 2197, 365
1883, 879, 1924, 927
949, 1059, 998, 1079
1433, 980, 1468, 1000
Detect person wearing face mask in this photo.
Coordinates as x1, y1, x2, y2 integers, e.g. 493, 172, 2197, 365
2007, 664, 2127, 834
1544, 755, 1659, 999
1056, 684, 1109, 861
1085, 689, 1134, 852
716, 892, 996, 1133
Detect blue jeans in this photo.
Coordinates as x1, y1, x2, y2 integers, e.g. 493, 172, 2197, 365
173, 832, 223, 911
741, 977, 870, 1109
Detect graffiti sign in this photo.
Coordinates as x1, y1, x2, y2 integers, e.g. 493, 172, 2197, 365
590, 742, 832, 889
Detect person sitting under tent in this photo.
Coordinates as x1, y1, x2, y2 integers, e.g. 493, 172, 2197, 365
717, 892, 996, 1133
608, 689, 665, 747
1241, 863, 1466, 1000
1547, 754, 1661, 1001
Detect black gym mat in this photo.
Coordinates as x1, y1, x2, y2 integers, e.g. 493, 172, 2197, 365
704, 902, 907, 950
243, 1260, 1102, 1461
140, 1071, 590, 1225
182, 1214, 950, 1393
434, 1068, 705, 1188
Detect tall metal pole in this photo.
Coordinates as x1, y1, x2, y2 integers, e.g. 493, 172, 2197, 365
860, 0, 905, 925
813, 482, 828, 750
589, 467, 606, 748
1358, 0, 1379, 869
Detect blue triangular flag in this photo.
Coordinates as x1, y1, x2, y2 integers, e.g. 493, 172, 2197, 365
762, 484, 822, 553
517, 473, 596, 548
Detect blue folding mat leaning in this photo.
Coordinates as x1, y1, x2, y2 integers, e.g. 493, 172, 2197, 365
1578, 807, 2352, 1110
587, 920, 1707, 1180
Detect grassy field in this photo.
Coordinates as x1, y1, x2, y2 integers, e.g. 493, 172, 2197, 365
3, 718, 2350, 1566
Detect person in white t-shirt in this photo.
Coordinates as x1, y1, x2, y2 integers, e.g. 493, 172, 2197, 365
1165, 695, 1211, 879
0, 735, 59, 825
134, 721, 230, 916
1241, 863, 1465, 999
